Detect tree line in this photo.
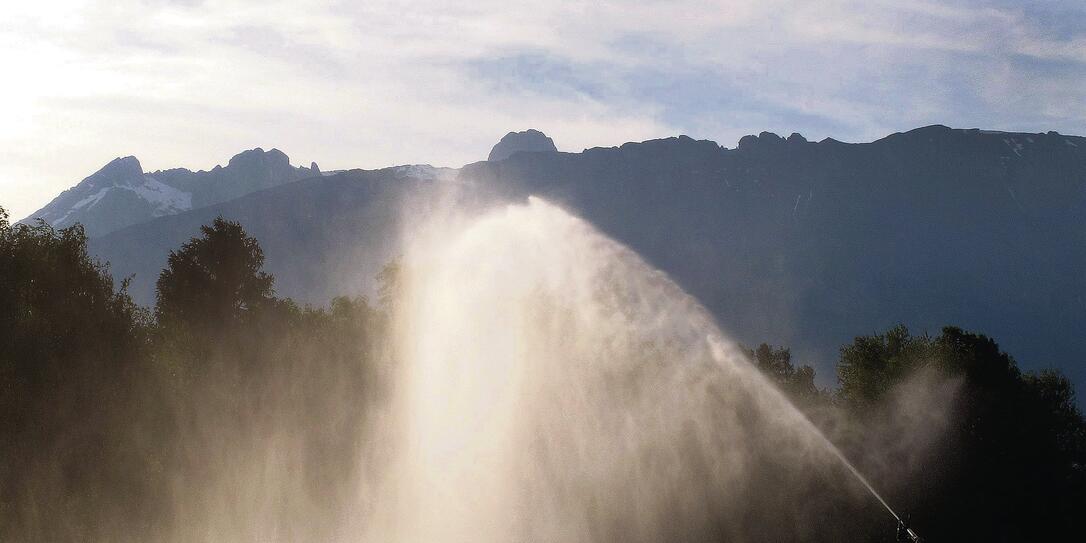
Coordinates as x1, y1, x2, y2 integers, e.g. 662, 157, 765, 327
1, 206, 1083, 541
747, 328, 1085, 540
1, 210, 386, 540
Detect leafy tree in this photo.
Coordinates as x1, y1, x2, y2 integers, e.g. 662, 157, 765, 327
155, 216, 274, 328
1025, 370, 1086, 465
1, 210, 385, 540
836, 325, 1086, 540
836, 324, 934, 409
375, 257, 401, 311
0, 207, 161, 540
6, 204, 1084, 541
746, 343, 823, 406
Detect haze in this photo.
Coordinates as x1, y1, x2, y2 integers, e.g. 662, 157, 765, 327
4, 0, 1086, 219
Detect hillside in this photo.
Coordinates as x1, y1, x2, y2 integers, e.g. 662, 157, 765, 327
89, 164, 458, 306
88, 126, 1086, 389
23, 148, 320, 237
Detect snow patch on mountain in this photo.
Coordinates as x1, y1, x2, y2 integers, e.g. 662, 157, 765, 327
23, 149, 316, 236
1003, 138, 1025, 157
47, 174, 193, 228
132, 177, 192, 216
72, 187, 111, 212
389, 164, 459, 181
53, 187, 112, 225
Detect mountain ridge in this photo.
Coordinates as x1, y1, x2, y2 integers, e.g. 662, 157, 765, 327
28, 124, 1086, 392
25, 124, 1086, 239
22, 148, 320, 236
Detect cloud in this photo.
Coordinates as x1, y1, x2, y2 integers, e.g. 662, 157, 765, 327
2, 0, 1085, 219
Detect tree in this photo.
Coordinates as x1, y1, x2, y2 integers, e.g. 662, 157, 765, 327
836, 324, 934, 409
746, 343, 823, 406
375, 257, 401, 311
1, 210, 383, 540
155, 217, 274, 328
0, 207, 161, 540
0, 207, 144, 406
836, 325, 1086, 540
1025, 370, 1086, 465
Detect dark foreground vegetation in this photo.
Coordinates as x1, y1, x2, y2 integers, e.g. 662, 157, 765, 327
2, 205, 1083, 541
1, 209, 385, 540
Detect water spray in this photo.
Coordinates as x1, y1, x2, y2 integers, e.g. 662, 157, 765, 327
376, 197, 929, 542
823, 440, 923, 542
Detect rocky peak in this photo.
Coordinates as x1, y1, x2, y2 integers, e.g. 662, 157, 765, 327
737, 132, 787, 152
488, 129, 558, 161
84, 156, 145, 188
226, 147, 291, 171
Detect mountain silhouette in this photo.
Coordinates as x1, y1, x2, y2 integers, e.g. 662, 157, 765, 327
488, 129, 558, 161
81, 126, 1086, 391
23, 148, 318, 236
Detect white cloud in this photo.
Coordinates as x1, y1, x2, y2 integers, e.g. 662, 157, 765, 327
1, 0, 1084, 220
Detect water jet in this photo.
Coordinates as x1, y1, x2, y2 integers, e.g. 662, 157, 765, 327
366, 196, 913, 542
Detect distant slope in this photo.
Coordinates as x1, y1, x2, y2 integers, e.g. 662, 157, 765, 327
89, 164, 458, 306
88, 126, 1086, 392
488, 129, 558, 161
463, 126, 1086, 388
23, 148, 319, 237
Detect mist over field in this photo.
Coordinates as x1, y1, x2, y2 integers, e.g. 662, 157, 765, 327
4, 1, 1086, 541
3, 181, 1083, 541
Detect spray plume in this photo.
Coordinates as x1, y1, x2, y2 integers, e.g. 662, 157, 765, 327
360, 196, 896, 542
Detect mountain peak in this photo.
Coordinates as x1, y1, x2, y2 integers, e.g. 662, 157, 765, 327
488, 129, 558, 161
227, 147, 291, 169
92, 155, 144, 181
22, 147, 314, 236
737, 131, 788, 151
911, 124, 953, 134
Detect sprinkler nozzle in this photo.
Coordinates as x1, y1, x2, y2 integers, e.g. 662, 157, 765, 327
896, 518, 922, 542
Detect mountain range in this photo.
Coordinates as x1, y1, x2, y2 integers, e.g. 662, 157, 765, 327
23, 148, 320, 237
20, 126, 1086, 390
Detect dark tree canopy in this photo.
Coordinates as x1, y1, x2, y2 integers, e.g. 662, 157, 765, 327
745, 343, 823, 406
0, 207, 143, 405
3, 206, 1085, 541
1, 209, 383, 539
836, 324, 935, 409
0, 207, 154, 540
835, 325, 1086, 541
155, 216, 274, 327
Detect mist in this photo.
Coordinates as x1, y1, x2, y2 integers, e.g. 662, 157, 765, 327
389, 198, 844, 538
1, 185, 1081, 542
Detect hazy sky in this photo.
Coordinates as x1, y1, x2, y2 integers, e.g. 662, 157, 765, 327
3, 0, 1085, 219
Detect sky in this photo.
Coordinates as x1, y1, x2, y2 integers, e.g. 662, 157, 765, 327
2, 0, 1086, 220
